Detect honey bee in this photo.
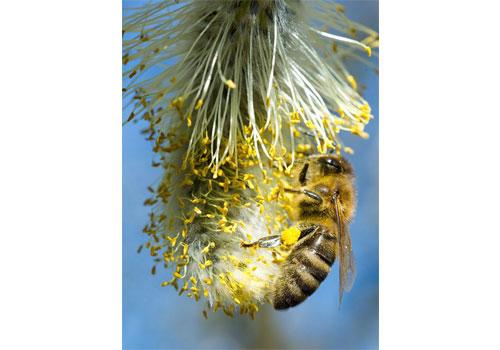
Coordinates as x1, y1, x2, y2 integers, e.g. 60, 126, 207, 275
243, 155, 357, 309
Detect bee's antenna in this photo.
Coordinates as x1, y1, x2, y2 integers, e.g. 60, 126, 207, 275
284, 188, 323, 203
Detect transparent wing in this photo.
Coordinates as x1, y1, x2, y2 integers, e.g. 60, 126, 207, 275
334, 198, 356, 306
339, 224, 356, 304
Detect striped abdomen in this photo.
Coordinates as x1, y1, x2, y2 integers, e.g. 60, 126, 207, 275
272, 225, 337, 310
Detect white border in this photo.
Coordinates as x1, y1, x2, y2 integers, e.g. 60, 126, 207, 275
381, 0, 500, 348
0, 1, 121, 349
1, 0, 500, 349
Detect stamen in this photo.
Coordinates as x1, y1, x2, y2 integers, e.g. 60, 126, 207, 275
313, 29, 372, 56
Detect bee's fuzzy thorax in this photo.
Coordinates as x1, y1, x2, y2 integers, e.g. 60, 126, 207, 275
123, 0, 376, 318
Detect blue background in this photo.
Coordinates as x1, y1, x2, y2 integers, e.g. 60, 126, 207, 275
123, 1, 378, 349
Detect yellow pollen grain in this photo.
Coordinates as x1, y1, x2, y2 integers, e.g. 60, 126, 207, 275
305, 120, 315, 130
167, 235, 177, 247
184, 213, 195, 225
290, 111, 301, 124
361, 103, 371, 113
225, 79, 237, 89
324, 139, 334, 149
202, 242, 215, 254
297, 144, 311, 153
347, 75, 358, 90
344, 147, 354, 154
191, 198, 206, 204
195, 99, 203, 110
351, 127, 369, 139
170, 96, 185, 109
202, 134, 211, 145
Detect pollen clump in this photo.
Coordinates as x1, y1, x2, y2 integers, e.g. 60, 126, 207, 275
281, 227, 301, 246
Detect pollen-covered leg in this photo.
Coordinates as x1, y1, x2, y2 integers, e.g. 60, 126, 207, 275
241, 234, 281, 248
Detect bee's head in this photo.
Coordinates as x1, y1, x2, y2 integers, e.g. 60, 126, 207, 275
291, 155, 356, 222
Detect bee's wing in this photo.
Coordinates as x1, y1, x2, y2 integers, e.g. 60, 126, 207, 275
338, 223, 356, 304
334, 198, 356, 305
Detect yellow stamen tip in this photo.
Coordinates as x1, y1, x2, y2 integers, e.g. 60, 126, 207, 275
195, 99, 203, 110
225, 79, 237, 89
347, 75, 358, 90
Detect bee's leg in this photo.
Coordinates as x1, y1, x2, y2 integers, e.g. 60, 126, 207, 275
298, 225, 320, 240
241, 235, 282, 248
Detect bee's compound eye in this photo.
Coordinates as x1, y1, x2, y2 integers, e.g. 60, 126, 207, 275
323, 157, 342, 173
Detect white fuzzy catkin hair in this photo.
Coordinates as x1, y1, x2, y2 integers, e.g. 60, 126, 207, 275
123, 0, 377, 318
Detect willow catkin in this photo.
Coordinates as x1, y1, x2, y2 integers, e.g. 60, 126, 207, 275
123, 0, 378, 318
